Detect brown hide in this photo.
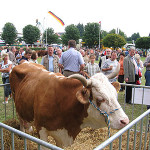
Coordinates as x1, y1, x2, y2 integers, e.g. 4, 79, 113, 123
10, 63, 90, 139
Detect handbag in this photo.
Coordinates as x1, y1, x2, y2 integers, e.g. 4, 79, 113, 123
138, 69, 142, 78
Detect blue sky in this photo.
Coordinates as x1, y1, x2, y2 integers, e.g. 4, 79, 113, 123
1, 0, 150, 37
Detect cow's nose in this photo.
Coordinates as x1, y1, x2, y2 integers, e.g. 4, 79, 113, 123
120, 118, 129, 126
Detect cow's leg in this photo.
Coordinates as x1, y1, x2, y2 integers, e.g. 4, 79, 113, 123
18, 116, 33, 133
50, 129, 74, 148
18, 116, 25, 132
24, 122, 33, 133
39, 127, 49, 150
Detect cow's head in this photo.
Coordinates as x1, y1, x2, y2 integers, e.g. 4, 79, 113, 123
68, 64, 129, 130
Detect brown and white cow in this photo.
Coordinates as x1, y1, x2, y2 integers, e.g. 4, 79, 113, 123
9, 62, 129, 148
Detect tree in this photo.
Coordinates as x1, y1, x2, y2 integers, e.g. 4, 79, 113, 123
135, 37, 150, 49
131, 33, 140, 42
118, 29, 127, 40
109, 29, 127, 40
76, 23, 84, 38
83, 23, 99, 48
101, 30, 108, 39
109, 29, 116, 34
1, 22, 17, 45
23, 25, 40, 44
61, 24, 80, 45
42, 28, 59, 45
136, 37, 150, 56
103, 33, 126, 49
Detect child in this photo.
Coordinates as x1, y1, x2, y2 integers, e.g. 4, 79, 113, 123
85, 54, 100, 77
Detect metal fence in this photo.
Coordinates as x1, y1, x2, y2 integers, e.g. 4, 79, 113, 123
94, 83, 150, 150
0, 122, 63, 150
0, 83, 16, 121
94, 109, 150, 150
0, 83, 150, 150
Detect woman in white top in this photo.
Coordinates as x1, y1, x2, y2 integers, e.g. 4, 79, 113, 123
0, 53, 12, 104
29, 50, 38, 64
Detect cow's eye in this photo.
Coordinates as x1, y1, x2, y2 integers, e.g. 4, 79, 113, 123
96, 99, 105, 107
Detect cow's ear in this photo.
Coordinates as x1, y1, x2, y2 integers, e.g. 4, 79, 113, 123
111, 82, 121, 93
76, 89, 90, 104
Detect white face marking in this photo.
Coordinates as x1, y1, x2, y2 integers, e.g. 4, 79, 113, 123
80, 104, 106, 129
39, 127, 73, 147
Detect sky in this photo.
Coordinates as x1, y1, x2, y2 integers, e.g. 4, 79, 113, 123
1, 0, 150, 37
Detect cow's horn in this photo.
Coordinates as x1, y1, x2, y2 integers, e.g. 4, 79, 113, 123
106, 63, 120, 79
68, 74, 92, 87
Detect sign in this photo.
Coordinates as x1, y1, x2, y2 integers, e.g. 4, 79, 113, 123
132, 88, 150, 105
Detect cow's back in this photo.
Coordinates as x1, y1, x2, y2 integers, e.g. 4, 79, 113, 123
10, 62, 46, 122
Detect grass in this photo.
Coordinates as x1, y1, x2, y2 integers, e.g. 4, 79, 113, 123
0, 57, 148, 130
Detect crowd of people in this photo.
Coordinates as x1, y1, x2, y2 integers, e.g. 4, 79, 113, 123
0, 40, 149, 106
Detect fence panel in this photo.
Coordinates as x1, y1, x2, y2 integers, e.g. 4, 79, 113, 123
94, 109, 150, 150
0, 122, 63, 150
94, 83, 150, 150
0, 83, 16, 121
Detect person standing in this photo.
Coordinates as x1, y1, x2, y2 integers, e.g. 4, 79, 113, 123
102, 51, 119, 83
59, 40, 85, 77
143, 52, 150, 109
99, 48, 112, 70
16, 47, 25, 64
79, 49, 89, 65
56, 48, 62, 59
0, 53, 12, 104
123, 47, 138, 104
41, 45, 60, 73
29, 50, 38, 64
19, 49, 33, 63
85, 54, 100, 77
118, 52, 125, 91
7, 46, 17, 68
135, 54, 144, 85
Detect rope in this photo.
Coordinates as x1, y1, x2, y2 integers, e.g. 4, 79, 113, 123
89, 99, 121, 138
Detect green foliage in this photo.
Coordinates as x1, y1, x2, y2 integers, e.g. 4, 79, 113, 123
103, 33, 126, 49
76, 23, 84, 38
1, 22, 17, 45
135, 37, 150, 49
101, 30, 108, 39
109, 29, 116, 34
83, 23, 99, 48
127, 32, 140, 43
131, 32, 140, 41
23, 25, 40, 44
109, 28, 127, 40
62, 24, 80, 45
42, 28, 60, 45
30, 47, 46, 50
118, 29, 127, 40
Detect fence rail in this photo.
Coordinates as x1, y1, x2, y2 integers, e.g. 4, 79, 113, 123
0, 122, 63, 150
94, 109, 150, 150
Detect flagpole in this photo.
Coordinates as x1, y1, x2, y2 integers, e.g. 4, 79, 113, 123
46, 28, 47, 49
44, 17, 48, 50
99, 21, 101, 49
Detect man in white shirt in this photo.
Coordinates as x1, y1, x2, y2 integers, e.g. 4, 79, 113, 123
102, 51, 119, 83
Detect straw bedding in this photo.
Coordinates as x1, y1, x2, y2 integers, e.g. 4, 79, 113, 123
0, 119, 149, 150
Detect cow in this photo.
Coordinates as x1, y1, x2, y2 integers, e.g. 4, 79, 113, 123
9, 62, 129, 149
